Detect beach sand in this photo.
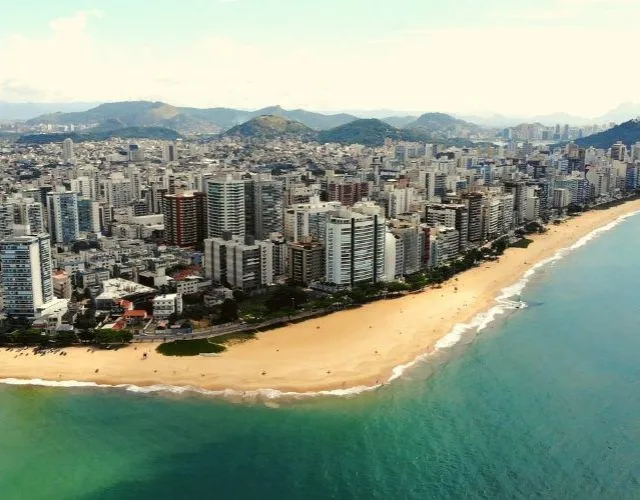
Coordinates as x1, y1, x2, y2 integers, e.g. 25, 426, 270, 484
1, 200, 640, 394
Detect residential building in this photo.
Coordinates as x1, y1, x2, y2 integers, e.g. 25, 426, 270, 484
244, 174, 283, 240
47, 189, 80, 244
162, 191, 206, 247
206, 176, 245, 239
287, 238, 325, 286
153, 293, 184, 318
0, 234, 54, 317
325, 210, 385, 286
77, 198, 101, 233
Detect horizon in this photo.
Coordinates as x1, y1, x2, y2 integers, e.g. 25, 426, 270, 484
2, 0, 640, 117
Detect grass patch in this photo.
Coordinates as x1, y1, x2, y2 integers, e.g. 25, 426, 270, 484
510, 238, 534, 249
156, 332, 257, 356
156, 338, 226, 357
209, 332, 256, 347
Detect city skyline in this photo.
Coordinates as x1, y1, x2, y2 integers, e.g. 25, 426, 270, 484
2, 0, 640, 117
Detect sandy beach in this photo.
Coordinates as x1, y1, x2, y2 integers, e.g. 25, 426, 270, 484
1, 200, 640, 395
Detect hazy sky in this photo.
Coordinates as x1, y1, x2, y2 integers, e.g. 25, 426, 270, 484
1, 0, 638, 116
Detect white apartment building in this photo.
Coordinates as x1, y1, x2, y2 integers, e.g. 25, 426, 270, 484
284, 197, 342, 243
325, 210, 385, 286
206, 176, 246, 239
204, 235, 274, 291
153, 294, 183, 318
0, 234, 54, 317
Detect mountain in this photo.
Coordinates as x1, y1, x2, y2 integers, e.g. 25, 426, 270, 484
574, 119, 640, 149
531, 112, 592, 127
317, 119, 449, 146
381, 116, 419, 128
318, 119, 405, 146
28, 101, 182, 126
17, 126, 181, 145
223, 115, 315, 140
249, 106, 357, 130
0, 101, 98, 121
405, 112, 483, 137
26, 101, 359, 134
596, 102, 640, 124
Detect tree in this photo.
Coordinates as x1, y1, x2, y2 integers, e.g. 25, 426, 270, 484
491, 238, 509, 256
219, 299, 239, 322
95, 329, 133, 345
232, 289, 249, 303
265, 286, 309, 313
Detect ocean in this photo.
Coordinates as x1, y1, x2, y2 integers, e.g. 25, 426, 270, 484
2, 212, 640, 499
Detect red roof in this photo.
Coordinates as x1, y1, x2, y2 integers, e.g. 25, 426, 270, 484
124, 310, 147, 318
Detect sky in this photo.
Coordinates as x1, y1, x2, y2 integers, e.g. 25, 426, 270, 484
1, 0, 639, 117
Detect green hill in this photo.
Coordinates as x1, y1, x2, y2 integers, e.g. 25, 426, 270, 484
317, 119, 425, 146
575, 119, 640, 149
223, 115, 316, 140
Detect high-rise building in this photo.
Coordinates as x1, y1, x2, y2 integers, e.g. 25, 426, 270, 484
162, 142, 178, 163
244, 175, 283, 240
327, 179, 370, 206
284, 198, 342, 243
206, 176, 246, 239
46, 190, 80, 244
611, 141, 627, 162
425, 203, 469, 250
0, 201, 15, 238
128, 144, 145, 162
70, 176, 94, 199
162, 191, 206, 247
77, 198, 101, 233
504, 180, 527, 225
0, 234, 54, 317
462, 192, 484, 243
104, 174, 133, 209
62, 138, 74, 163
325, 210, 385, 286
287, 239, 325, 286
204, 233, 274, 290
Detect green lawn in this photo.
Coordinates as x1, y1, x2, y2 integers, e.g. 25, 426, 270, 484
156, 332, 256, 356
156, 338, 226, 357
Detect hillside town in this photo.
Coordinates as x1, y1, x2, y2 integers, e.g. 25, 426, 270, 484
0, 129, 638, 346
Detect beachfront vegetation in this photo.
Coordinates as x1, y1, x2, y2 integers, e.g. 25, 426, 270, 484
157, 338, 226, 356
157, 331, 256, 357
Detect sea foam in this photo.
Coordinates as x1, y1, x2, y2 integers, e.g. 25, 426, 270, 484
2, 210, 639, 401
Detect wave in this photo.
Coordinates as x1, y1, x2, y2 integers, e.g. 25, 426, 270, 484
1, 209, 639, 401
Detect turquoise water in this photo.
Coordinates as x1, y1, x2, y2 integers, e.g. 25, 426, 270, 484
2, 213, 640, 499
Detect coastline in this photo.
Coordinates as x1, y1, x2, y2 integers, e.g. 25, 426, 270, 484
2, 200, 640, 398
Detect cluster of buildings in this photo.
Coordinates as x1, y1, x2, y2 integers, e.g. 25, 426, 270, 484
500, 122, 614, 142
0, 130, 638, 329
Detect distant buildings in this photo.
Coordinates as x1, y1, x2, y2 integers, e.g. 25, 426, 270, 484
47, 189, 80, 244
162, 142, 179, 163
62, 138, 74, 163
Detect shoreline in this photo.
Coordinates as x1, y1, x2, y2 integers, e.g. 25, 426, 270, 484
2, 200, 640, 399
